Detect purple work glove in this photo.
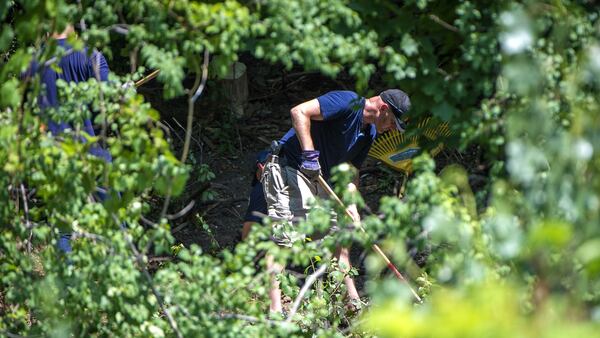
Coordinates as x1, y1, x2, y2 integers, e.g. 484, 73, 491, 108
300, 150, 321, 180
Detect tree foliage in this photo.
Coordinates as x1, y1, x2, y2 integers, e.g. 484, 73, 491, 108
1, 0, 600, 337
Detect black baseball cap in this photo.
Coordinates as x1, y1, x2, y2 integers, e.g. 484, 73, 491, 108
380, 89, 411, 131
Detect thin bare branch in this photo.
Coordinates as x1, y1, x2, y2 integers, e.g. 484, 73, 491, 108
158, 187, 173, 224
428, 14, 459, 33
170, 117, 203, 152
217, 312, 285, 326
20, 184, 32, 254
110, 24, 129, 35
190, 50, 210, 103
71, 231, 108, 243
159, 49, 209, 222
76, 0, 87, 31
183, 48, 210, 162
286, 263, 328, 322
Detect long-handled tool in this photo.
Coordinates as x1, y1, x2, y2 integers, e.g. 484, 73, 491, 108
316, 175, 423, 303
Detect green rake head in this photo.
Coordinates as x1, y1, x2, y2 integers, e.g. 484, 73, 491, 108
368, 118, 452, 174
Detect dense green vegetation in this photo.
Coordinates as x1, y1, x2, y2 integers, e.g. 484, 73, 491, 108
1, 0, 600, 336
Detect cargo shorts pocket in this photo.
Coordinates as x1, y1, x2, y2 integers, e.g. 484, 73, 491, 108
261, 158, 300, 246
262, 158, 293, 222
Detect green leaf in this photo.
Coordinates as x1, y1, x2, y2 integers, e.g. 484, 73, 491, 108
432, 102, 459, 121
0, 1, 10, 21
401, 34, 418, 56
0, 78, 20, 109
0, 24, 14, 51
528, 220, 573, 250
66, 33, 84, 51
0, 49, 32, 81
576, 238, 600, 276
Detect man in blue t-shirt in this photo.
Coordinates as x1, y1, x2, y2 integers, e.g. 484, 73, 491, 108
243, 89, 411, 314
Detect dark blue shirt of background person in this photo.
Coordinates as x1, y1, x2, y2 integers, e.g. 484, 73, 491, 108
38, 38, 112, 162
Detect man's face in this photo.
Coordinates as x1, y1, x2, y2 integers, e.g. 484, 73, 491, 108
374, 104, 397, 134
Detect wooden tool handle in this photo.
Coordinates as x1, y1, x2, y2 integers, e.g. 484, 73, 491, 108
135, 69, 160, 88
316, 175, 423, 303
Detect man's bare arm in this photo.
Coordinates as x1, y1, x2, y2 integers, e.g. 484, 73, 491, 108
290, 99, 323, 151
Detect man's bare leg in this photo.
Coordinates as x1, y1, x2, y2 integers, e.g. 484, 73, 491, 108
243, 222, 284, 313
242, 221, 255, 240
336, 246, 360, 300
266, 254, 284, 313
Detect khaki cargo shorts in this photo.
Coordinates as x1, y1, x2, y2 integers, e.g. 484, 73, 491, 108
261, 155, 331, 247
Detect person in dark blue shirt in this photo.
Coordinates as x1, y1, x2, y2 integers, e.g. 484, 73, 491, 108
34, 25, 112, 253
243, 89, 411, 314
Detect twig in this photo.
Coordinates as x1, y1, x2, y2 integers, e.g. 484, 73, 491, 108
224, 207, 243, 221
166, 199, 196, 220
286, 263, 328, 322
428, 14, 459, 33
190, 50, 210, 103
170, 117, 203, 151
148, 256, 174, 263
236, 125, 243, 157
140, 215, 159, 227
161, 120, 183, 143
170, 221, 190, 234
26, 187, 37, 199
71, 230, 108, 243
182, 48, 209, 163
216, 312, 284, 326
110, 24, 129, 35
329, 269, 350, 300
158, 186, 173, 223
129, 46, 138, 73
143, 182, 217, 229
257, 136, 272, 145
179, 306, 286, 327
91, 52, 109, 190
20, 184, 32, 254
76, 0, 87, 31
155, 120, 172, 141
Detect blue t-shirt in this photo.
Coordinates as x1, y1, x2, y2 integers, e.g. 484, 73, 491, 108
280, 90, 377, 179
37, 39, 111, 161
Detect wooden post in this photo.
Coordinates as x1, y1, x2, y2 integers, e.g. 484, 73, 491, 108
220, 62, 248, 118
